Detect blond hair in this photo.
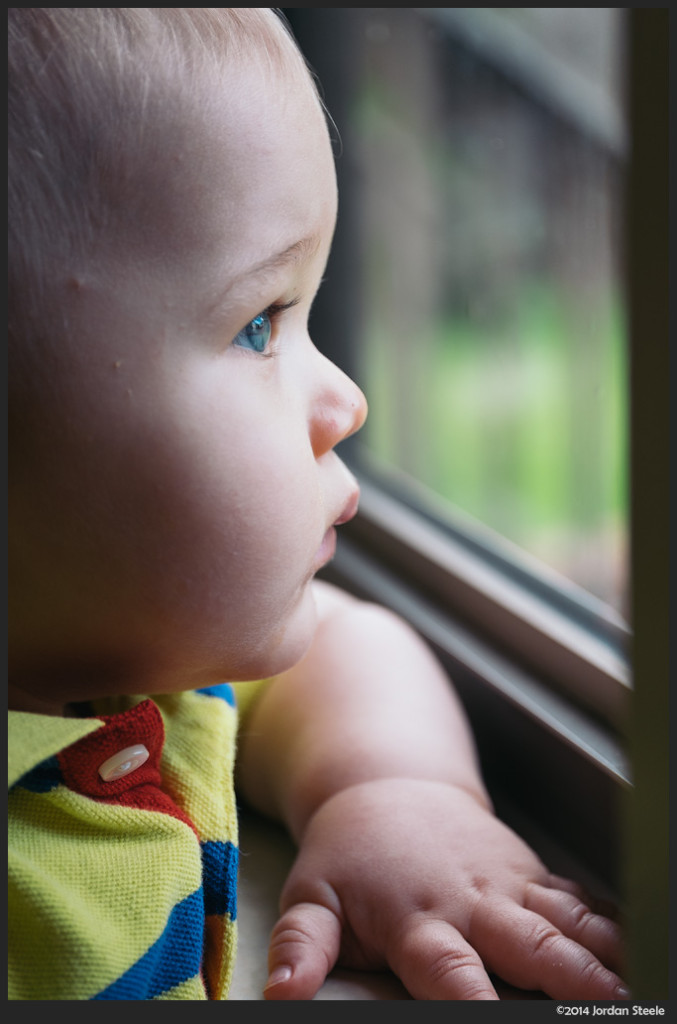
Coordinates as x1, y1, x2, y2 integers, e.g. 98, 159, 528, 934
8, 8, 315, 359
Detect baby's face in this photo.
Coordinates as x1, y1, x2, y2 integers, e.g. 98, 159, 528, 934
10, 41, 367, 712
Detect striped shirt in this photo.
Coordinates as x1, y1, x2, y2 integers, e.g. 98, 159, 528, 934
8, 684, 261, 1000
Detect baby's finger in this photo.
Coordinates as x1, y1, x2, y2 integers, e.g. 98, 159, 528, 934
544, 874, 621, 921
543, 873, 589, 899
264, 901, 341, 1001
524, 883, 626, 976
388, 917, 499, 1000
472, 903, 629, 1001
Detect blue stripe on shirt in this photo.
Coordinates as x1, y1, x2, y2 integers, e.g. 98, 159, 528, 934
196, 683, 236, 706
92, 888, 205, 1000
12, 755, 63, 793
201, 840, 238, 919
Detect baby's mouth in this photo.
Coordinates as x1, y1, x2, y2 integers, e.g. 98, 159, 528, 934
333, 487, 360, 527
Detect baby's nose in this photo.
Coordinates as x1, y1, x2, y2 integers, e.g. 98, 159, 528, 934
310, 356, 368, 457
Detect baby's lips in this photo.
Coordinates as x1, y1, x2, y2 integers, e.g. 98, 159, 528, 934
334, 488, 360, 527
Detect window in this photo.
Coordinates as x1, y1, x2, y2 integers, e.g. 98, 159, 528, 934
284, 8, 669, 997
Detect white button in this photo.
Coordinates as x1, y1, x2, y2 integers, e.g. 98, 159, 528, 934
98, 744, 150, 781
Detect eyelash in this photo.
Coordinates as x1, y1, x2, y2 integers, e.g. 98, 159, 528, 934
234, 298, 300, 358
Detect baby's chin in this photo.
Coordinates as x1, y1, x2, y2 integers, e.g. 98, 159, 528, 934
222, 581, 320, 684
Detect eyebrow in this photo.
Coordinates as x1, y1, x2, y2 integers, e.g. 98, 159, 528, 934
245, 234, 322, 281
206, 234, 322, 320
204, 234, 323, 323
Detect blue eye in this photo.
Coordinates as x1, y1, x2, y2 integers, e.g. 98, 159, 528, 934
233, 311, 272, 353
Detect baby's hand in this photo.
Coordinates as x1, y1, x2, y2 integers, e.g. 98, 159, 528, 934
263, 779, 628, 1001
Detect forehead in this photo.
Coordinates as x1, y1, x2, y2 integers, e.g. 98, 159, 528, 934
105, 34, 337, 288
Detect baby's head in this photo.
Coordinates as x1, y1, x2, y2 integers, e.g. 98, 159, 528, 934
9, 8, 367, 715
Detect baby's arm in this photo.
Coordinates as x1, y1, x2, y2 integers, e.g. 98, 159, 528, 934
236, 581, 627, 1001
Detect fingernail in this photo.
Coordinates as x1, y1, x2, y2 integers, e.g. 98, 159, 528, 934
615, 985, 631, 1000
265, 965, 292, 989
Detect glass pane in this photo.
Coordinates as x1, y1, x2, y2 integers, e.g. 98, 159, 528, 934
348, 8, 628, 618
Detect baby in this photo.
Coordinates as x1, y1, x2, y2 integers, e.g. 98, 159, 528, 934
8, 8, 628, 1001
